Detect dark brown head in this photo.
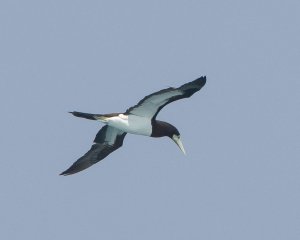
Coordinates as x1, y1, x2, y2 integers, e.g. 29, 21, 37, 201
151, 120, 186, 154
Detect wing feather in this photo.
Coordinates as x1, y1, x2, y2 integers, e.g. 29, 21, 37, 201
125, 76, 206, 119
60, 126, 126, 175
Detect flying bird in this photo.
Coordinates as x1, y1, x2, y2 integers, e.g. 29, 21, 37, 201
61, 76, 206, 175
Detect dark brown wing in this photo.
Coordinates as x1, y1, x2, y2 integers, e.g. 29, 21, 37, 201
125, 76, 206, 120
60, 126, 126, 176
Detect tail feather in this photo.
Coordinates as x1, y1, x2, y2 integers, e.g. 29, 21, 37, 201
69, 111, 98, 120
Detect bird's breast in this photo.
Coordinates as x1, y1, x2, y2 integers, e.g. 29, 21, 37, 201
107, 114, 152, 136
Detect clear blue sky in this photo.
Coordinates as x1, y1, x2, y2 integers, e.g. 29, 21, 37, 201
1, 1, 299, 239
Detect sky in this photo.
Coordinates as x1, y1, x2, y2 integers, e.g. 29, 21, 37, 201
0, 0, 299, 239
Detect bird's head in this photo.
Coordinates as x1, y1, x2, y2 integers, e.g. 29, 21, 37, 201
166, 125, 186, 155
152, 120, 186, 155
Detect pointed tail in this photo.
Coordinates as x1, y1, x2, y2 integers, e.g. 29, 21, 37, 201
69, 111, 99, 120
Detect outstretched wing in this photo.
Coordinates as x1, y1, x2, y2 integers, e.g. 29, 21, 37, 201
60, 126, 126, 175
125, 76, 206, 119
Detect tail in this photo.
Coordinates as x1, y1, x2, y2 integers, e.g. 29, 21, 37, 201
69, 111, 99, 120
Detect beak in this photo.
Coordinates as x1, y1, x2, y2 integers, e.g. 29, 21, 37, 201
172, 135, 186, 155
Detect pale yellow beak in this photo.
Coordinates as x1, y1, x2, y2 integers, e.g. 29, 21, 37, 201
172, 135, 186, 155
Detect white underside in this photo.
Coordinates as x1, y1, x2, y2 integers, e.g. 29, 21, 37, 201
98, 114, 152, 136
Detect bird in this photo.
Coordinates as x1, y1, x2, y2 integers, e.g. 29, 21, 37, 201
60, 76, 206, 175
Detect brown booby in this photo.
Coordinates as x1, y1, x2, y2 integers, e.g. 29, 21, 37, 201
60, 76, 206, 175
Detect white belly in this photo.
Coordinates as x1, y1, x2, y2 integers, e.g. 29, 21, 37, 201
105, 114, 152, 136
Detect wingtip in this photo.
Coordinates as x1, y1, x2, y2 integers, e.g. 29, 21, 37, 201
193, 76, 206, 88
60, 166, 74, 176
59, 163, 85, 176
59, 170, 68, 176
60, 171, 73, 176
60, 166, 76, 176
198, 75, 206, 83
202, 76, 206, 85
